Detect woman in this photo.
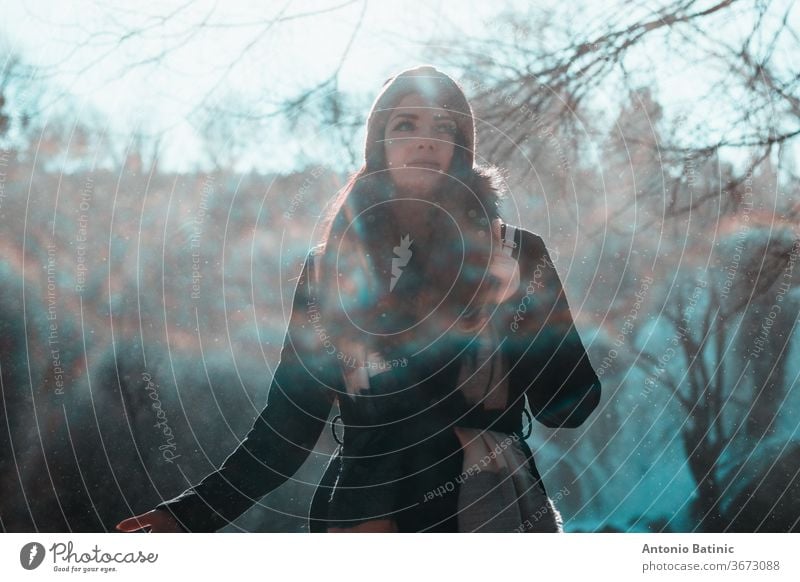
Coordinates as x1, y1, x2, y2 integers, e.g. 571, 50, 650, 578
116, 65, 600, 533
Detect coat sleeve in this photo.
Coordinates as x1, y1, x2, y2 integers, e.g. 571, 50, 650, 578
507, 231, 601, 429
154, 251, 336, 531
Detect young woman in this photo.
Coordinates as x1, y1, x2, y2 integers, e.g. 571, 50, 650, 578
116, 65, 601, 533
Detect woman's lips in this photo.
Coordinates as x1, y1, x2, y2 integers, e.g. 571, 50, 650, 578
405, 161, 441, 170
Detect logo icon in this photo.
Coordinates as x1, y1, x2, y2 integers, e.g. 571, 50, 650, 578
390, 234, 413, 292
20, 542, 46, 570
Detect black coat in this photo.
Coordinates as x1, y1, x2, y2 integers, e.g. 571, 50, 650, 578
155, 222, 601, 532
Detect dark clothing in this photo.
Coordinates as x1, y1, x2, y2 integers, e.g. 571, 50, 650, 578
155, 223, 601, 532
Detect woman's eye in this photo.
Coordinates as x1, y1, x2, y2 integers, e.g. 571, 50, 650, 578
392, 120, 415, 131
437, 124, 458, 135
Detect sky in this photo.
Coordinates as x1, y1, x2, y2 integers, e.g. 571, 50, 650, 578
0, 0, 502, 171
1, 0, 797, 173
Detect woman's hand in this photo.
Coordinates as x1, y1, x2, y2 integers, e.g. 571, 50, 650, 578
116, 509, 185, 533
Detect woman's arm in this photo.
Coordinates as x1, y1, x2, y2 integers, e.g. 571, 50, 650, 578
508, 230, 601, 428
152, 251, 336, 532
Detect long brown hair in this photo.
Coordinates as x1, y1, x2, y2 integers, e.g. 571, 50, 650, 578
312, 157, 506, 371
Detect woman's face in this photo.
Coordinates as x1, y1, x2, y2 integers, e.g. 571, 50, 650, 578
383, 93, 458, 197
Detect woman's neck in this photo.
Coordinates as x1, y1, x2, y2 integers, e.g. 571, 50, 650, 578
390, 201, 435, 242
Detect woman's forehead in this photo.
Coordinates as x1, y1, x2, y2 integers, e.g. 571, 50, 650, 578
388, 94, 455, 119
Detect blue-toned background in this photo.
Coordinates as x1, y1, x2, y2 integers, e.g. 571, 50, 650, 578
1, 0, 798, 532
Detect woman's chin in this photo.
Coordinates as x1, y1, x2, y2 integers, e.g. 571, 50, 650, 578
394, 176, 444, 198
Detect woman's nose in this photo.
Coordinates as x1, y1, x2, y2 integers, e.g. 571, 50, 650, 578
416, 136, 436, 149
